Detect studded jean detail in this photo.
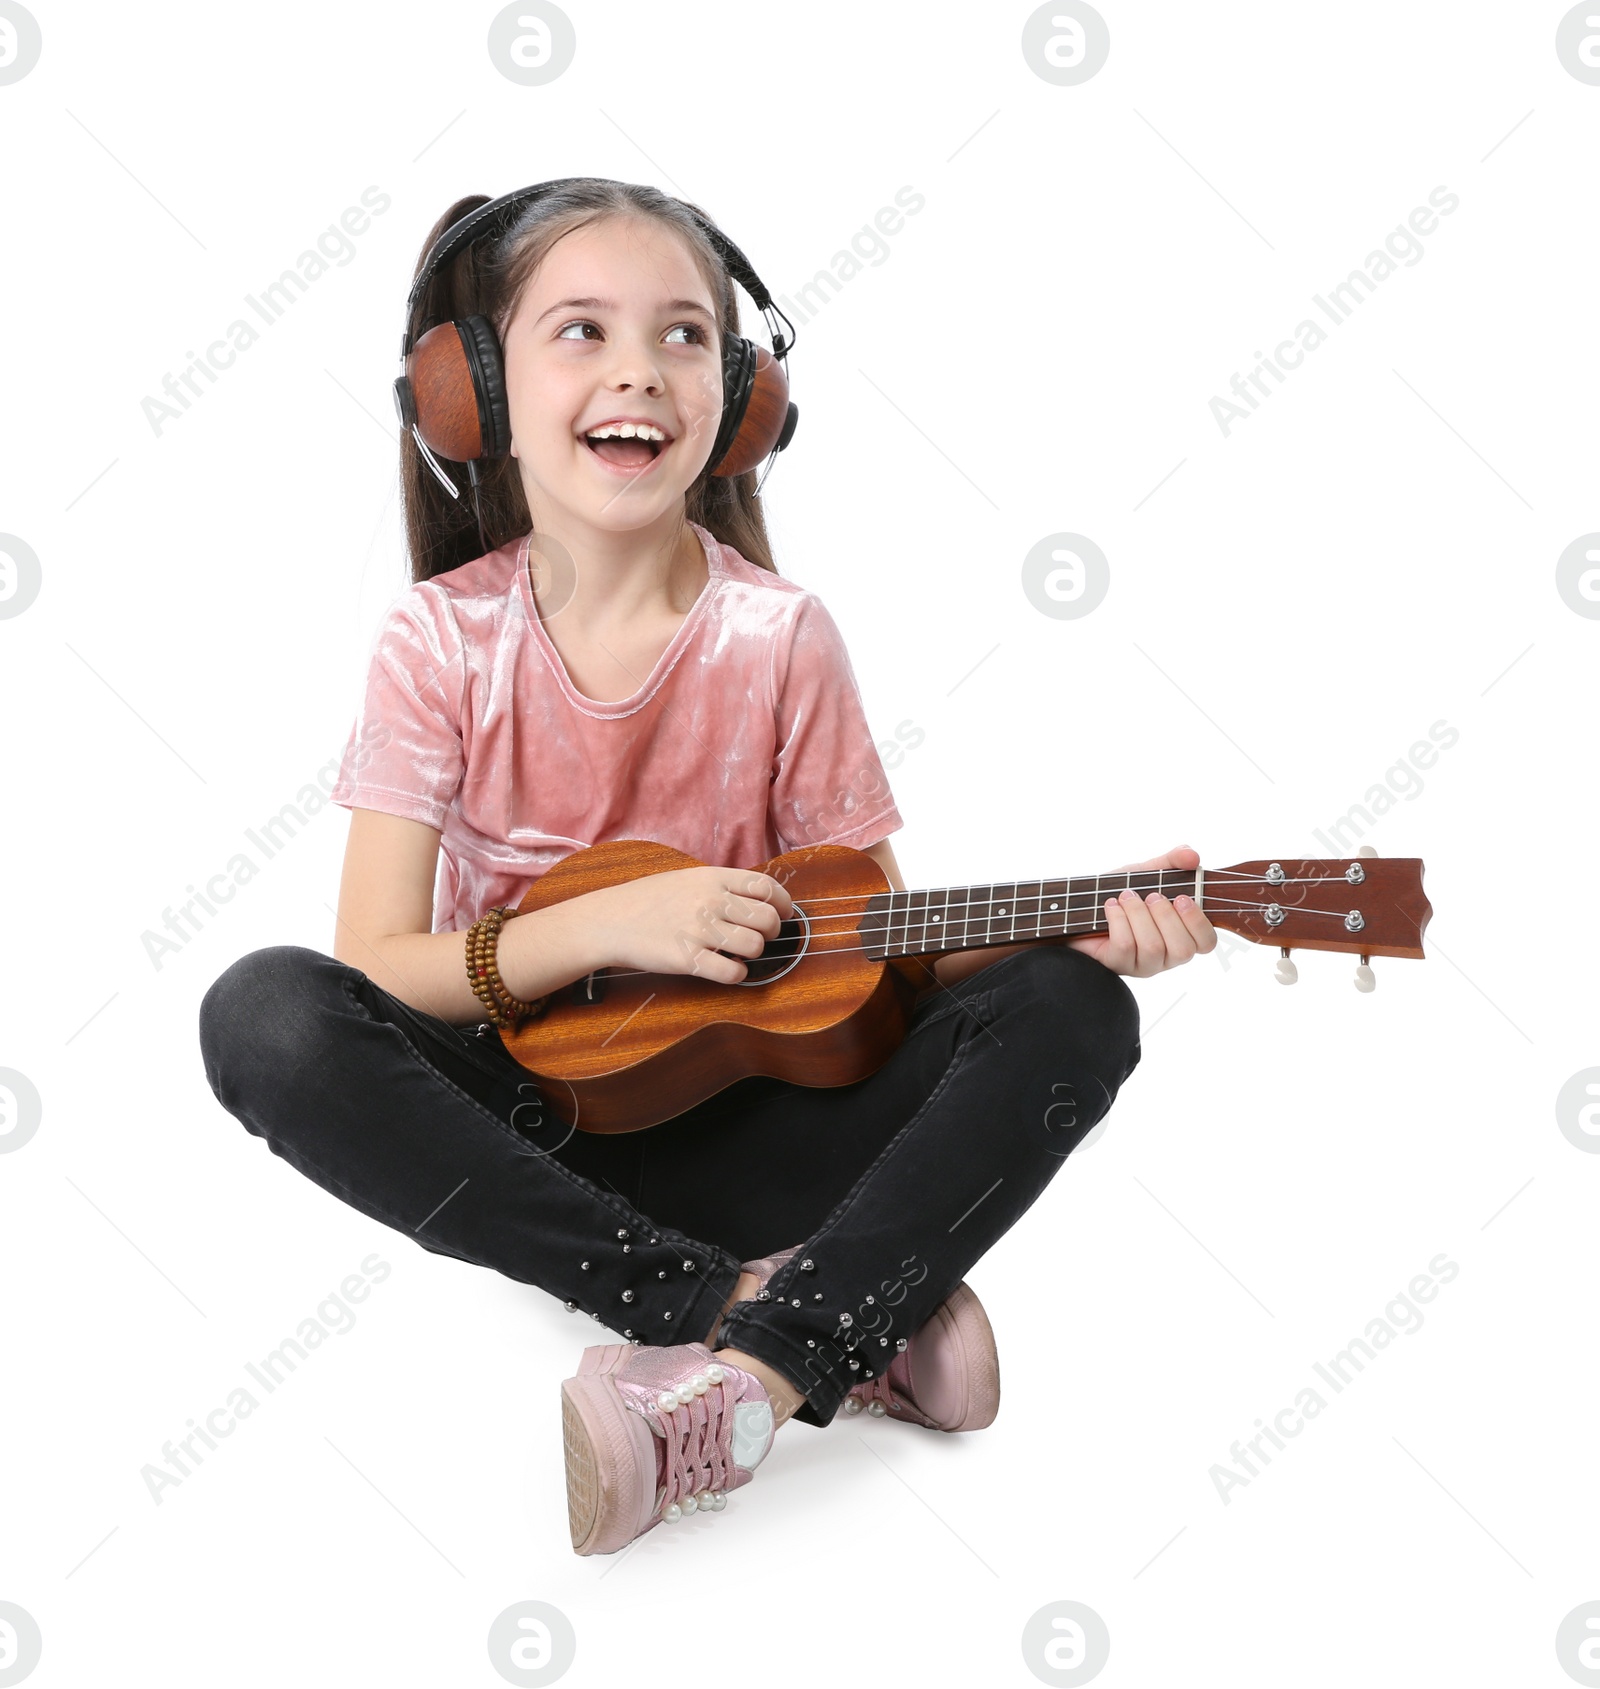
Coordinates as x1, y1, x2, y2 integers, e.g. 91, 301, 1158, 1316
197, 940, 1141, 1427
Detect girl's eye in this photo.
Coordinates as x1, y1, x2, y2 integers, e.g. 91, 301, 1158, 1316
555, 320, 708, 345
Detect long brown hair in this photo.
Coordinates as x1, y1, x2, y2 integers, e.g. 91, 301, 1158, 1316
399, 178, 779, 585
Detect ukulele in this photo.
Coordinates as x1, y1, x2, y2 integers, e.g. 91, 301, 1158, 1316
498, 839, 1431, 1135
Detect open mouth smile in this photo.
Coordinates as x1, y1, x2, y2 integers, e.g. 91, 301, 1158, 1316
579, 418, 674, 477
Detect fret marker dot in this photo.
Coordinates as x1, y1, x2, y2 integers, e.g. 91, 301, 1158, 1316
998, 908, 1007, 915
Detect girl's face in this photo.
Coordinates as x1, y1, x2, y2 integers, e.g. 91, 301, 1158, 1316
501, 216, 725, 533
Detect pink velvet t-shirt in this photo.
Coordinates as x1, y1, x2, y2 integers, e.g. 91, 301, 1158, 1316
329, 520, 904, 933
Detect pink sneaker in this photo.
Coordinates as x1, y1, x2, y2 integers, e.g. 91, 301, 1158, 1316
842, 1280, 1000, 1431
559, 1342, 776, 1557
738, 1248, 1001, 1433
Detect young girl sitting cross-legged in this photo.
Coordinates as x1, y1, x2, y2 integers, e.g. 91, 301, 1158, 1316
197, 176, 1215, 1557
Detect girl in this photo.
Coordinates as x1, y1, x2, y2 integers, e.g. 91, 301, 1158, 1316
197, 177, 1216, 1558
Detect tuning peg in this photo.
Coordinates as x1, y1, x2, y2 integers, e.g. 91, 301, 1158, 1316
1353, 852, 1376, 983
1275, 947, 1298, 985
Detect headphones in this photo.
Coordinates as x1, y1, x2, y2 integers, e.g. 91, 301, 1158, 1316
392, 179, 799, 509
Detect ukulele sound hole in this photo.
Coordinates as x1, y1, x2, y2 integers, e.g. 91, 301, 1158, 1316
720, 904, 811, 985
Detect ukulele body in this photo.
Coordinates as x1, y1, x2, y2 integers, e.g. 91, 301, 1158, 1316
498, 839, 922, 1135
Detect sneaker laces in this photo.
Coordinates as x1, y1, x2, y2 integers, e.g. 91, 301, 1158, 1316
652, 1365, 738, 1517
848, 1369, 900, 1416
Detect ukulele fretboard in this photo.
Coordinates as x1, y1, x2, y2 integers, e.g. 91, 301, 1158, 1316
859, 869, 1201, 961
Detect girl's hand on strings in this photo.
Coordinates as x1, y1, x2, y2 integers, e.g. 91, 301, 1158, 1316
582, 867, 796, 984
1065, 844, 1218, 978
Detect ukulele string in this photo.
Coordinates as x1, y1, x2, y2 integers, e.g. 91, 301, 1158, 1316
745, 869, 1360, 909
585, 895, 1368, 981
750, 892, 1359, 935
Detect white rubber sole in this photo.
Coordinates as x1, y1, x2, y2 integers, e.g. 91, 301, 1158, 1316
560, 1345, 660, 1556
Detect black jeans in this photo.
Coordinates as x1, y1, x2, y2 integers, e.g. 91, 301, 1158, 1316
197, 942, 1141, 1425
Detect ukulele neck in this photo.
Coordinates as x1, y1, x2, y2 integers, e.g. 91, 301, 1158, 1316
860, 869, 1202, 961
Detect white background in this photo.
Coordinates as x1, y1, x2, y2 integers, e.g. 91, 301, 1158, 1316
2, 2, 1596, 1685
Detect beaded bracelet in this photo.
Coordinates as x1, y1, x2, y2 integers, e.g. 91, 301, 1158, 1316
465, 904, 546, 1030
467, 906, 541, 1028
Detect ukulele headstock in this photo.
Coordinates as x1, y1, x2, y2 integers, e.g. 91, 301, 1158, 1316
1204, 852, 1430, 961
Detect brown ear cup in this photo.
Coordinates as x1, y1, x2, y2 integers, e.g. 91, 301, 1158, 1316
406, 319, 499, 462
708, 341, 797, 478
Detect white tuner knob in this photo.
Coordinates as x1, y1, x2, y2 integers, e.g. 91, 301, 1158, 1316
1275, 947, 1298, 985
1356, 845, 1377, 859
1354, 953, 1375, 993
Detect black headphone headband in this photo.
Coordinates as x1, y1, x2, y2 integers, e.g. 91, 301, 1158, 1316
400, 177, 783, 358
